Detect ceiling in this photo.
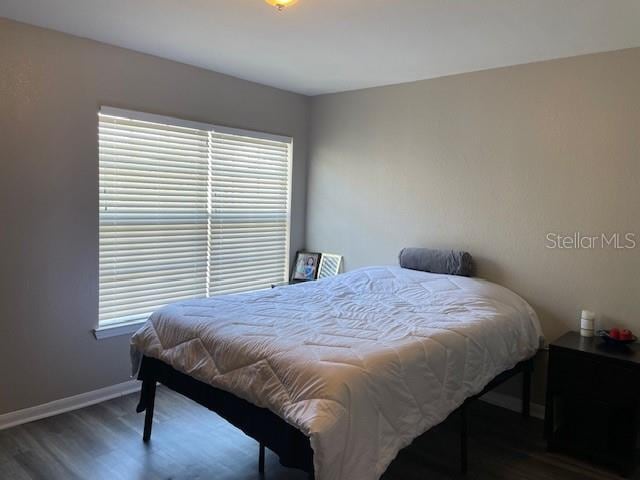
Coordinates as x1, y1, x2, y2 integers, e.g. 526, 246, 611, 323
2, 0, 639, 96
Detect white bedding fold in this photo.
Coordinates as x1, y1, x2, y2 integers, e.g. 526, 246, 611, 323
131, 266, 542, 480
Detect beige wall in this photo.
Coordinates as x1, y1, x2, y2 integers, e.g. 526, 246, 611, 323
0, 18, 309, 415
307, 49, 640, 401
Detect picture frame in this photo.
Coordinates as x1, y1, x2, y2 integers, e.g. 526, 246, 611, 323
291, 251, 322, 282
318, 253, 343, 278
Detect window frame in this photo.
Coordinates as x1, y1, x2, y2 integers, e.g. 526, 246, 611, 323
94, 107, 293, 339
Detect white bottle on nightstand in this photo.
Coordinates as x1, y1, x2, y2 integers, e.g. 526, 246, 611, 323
580, 310, 595, 337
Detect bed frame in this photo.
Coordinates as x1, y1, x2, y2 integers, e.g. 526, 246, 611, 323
136, 355, 534, 477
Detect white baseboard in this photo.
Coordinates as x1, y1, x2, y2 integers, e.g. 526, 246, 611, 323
0, 380, 542, 431
480, 391, 545, 420
0, 380, 140, 431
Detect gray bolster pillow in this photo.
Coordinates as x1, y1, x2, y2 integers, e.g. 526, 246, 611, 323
398, 247, 474, 277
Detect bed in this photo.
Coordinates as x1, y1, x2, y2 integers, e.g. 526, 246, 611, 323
131, 266, 542, 480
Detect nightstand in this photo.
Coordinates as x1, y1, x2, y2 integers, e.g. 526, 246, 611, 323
545, 331, 640, 476
271, 281, 301, 288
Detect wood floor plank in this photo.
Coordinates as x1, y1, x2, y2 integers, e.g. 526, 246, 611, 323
0, 386, 635, 480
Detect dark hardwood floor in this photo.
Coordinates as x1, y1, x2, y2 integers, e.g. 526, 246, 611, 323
0, 386, 635, 480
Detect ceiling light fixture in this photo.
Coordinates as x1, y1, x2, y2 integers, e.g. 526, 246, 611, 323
265, 0, 298, 11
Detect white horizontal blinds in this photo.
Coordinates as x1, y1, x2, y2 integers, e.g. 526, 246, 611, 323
98, 108, 292, 327
208, 132, 291, 295
99, 114, 210, 326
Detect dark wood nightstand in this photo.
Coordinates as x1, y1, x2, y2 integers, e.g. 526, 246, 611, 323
545, 331, 640, 476
270, 281, 301, 288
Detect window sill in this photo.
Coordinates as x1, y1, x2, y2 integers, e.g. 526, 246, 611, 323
93, 320, 146, 340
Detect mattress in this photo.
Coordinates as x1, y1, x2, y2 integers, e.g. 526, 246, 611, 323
131, 266, 542, 480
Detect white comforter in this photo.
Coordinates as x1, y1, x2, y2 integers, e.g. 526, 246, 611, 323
131, 266, 542, 480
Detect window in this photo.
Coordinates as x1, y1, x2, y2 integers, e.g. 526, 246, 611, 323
98, 107, 292, 329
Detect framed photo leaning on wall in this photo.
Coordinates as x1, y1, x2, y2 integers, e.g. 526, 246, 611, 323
292, 251, 322, 282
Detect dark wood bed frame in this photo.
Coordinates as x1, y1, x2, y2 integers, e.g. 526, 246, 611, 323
136, 355, 534, 478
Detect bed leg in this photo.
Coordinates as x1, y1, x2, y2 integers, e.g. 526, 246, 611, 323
522, 362, 532, 419
460, 403, 468, 475
258, 442, 265, 475
141, 379, 156, 442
